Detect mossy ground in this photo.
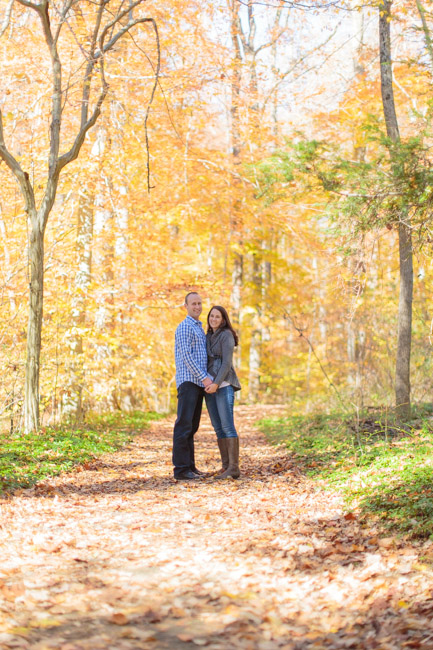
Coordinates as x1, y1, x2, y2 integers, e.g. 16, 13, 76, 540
0, 411, 163, 493
259, 404, 433, 538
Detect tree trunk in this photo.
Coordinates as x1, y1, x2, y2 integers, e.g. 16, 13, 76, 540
248, 253, 262, 400
0, 1, 159, 431
24, 219, 44, 432
379, 0, 413, 419
229, 0, 244, 365
395, 224, 413, 417
62, 188, 94, 422
415, 0, 433, 73
94, 169, 116, 410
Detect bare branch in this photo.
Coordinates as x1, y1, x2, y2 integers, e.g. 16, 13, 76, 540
90, 0, 107, 59
53, 0, 77, 44
247, 1, 256, 52
416, 0, 433, 73
78, 0, 107, 131
0, 0, 14, 38
254, 26, 288, 56
128, 29, 185, 146
57, 86, 108, 171
94, 14, 161, 192
0, 110, 36, 216
15, 0, 40, 10
100, 15, 155, 55
261, 22, 340, 111
237, 0, 341, 8
142, 18, 159, 193
285, 310, 349, 411
98, 0, 143, 50
187, 158, 258, 188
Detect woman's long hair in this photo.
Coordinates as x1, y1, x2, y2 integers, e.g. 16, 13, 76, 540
207, 306, 239, 346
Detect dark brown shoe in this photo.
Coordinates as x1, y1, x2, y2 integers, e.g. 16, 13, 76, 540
191, 467, 207, 476
175, 471, 201, 481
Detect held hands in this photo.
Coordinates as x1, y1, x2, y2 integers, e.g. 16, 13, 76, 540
203, 376, 218, 393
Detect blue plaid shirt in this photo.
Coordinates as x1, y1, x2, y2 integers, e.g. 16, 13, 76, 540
175, 316, 208, 388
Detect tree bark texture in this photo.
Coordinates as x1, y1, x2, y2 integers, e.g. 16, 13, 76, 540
379, 0, 413, 419
24, 222, 44, 432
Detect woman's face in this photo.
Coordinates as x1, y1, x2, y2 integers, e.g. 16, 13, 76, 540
209, 309, 224, 331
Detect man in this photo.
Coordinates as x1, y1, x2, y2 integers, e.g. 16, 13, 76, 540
172, 291, 212, 480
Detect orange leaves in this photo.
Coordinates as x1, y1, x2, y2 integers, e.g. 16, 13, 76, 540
0, 406, 431, 649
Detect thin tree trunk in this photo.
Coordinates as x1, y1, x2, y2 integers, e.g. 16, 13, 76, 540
395, 223, 413, 417
248, 253, 262, 400
24, 219, 44, 432
415, 0, 433, 72
379, 0, 413, 419
229, 0, 244, 364
94, 170, 116, 410
62, 188, 94, 422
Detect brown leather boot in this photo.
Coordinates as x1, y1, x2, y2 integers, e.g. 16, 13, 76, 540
216, 437, 240, 479
217, 438, 229, 475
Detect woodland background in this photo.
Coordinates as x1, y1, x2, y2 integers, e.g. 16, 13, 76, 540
0, 0, 432, 432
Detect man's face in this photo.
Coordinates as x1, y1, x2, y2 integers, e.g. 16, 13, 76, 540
185, 294, 202, 320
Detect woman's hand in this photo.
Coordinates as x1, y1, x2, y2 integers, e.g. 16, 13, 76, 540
205, 383, 218, 394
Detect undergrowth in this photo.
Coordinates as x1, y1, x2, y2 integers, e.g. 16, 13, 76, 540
0, 411, 163, 494
259, 404, 433, 539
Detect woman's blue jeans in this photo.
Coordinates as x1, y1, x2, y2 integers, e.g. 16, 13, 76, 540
205, 385, 238, 439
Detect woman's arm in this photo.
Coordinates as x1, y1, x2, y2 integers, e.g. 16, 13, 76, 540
213, 330, 235, 386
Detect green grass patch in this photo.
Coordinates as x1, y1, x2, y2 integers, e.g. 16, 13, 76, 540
0, 410, 164, 494
259, 406, 433, 539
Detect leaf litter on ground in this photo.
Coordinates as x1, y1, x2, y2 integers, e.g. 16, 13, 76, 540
0, 406, 433, 649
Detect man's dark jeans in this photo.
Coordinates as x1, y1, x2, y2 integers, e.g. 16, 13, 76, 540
172, 381, 204, 478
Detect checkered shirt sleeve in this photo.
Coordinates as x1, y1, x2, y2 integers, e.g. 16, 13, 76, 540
175, 317, 208, 388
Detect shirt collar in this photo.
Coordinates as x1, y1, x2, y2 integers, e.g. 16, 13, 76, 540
186, 315, 202, 326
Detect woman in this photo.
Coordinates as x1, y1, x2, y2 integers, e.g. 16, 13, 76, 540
205, 306, 241, 479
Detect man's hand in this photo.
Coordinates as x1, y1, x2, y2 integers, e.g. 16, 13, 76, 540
203, 377, 212, 388
205, 383, 218, 394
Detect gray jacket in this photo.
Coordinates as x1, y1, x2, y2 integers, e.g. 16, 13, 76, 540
206, 329, 241, 391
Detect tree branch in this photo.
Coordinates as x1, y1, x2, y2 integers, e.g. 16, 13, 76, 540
0, 0, 14, 38
100, 15, 155, 55
77, 0, 107, 132
57, 85, 107, 171
15, 0, 41, 11
416, 0, 433, 73
0, 110, 36, 216
143, 18, 160, 193
53, 0, 77, 44
261, 23, 340, 111
285, 311, 349, 411
98, 0, 143, 48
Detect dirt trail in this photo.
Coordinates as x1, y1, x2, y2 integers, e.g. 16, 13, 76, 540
1, 406, 433, 650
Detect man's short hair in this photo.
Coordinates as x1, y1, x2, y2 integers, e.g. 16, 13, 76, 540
184, 291, 200, 305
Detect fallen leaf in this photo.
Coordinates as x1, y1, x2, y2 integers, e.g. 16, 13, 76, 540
378, 538, 395, 549
109, 612, 129, 625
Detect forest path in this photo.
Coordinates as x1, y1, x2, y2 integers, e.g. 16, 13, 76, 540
1, 406, 433, 650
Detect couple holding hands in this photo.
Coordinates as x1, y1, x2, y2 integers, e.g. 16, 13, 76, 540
172, 291, 241, 481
